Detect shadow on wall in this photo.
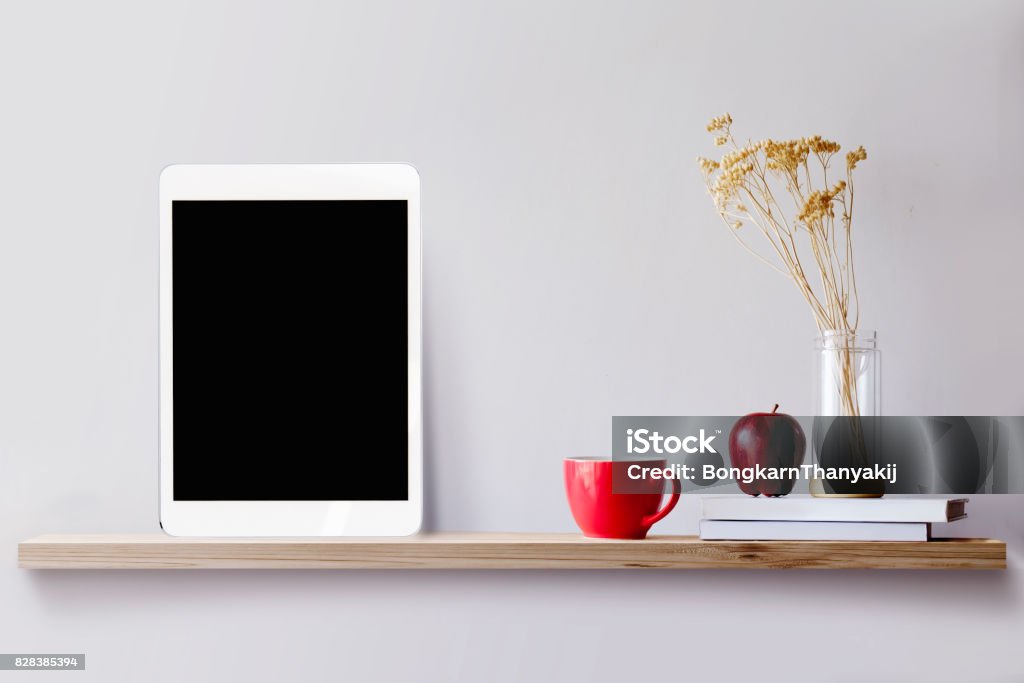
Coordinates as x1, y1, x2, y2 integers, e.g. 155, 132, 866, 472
21, 548, 1023, 615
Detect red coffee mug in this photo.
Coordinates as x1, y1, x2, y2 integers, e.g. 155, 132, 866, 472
564, 457, 681, 539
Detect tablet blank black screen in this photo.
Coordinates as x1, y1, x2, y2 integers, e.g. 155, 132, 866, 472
171, 200, 409, 501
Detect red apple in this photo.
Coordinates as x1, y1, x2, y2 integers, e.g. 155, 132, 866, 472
728, 404, 806, 497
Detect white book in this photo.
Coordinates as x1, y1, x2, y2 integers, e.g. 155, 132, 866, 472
700, 495, 967, 523
699, 519, 929, 542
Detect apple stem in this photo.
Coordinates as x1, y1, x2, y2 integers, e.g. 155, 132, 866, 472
772, 404, 779, 415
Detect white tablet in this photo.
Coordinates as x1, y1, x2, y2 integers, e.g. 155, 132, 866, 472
159, 164, 422, 536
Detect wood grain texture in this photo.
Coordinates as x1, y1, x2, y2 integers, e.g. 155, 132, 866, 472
17, 533, 1006, 569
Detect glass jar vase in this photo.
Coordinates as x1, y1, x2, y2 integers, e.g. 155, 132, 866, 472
811, 330, 882, 497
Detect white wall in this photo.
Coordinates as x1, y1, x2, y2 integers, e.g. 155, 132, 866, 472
2, 1, 1023, 680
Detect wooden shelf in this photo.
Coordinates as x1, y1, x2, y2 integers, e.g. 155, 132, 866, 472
18, 533, 1005, 570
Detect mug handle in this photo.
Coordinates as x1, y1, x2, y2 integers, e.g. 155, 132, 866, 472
641, 477, 681, 529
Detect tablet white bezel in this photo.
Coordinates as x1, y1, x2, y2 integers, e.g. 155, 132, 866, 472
159, 164, 422, 536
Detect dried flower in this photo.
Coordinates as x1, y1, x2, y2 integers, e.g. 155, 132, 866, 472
846, 145, 867, 170
697, 116, 870, 420
806, 135, 841, 156
706, 113, 733, 132
764, 139, 809, 174
697, 157, 720, 174
798, 181, 847, 224
697, 115, 867, 338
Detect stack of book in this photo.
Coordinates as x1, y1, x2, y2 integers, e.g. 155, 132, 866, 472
699, 496, 967, 541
